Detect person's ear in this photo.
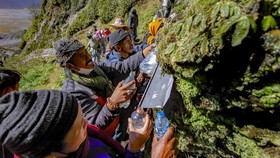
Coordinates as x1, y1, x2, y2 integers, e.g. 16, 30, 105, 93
65, 63, 80, 73
114, 45, 122, 52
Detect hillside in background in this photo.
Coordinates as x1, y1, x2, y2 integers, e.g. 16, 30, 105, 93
4, 0, 160, 90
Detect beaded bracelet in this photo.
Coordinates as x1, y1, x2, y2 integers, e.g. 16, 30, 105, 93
106, 97, 118, 111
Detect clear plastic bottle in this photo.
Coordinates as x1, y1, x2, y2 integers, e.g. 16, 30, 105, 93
131, 107, 146, 129
139, 48, 157, 77
120, 71, 136, 108
155, 110, 169, 140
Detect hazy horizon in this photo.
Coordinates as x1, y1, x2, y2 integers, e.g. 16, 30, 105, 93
0, 9, 32, 33
0, 0, 41, 9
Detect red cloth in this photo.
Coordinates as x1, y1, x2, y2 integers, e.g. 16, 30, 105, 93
104, 116, 119, 136
104, 29, 111, 37
95, 96, 105, 107
95, 96, 118, 136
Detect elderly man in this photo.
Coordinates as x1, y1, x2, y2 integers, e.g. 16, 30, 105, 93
105, 30, 155, 75
54, 38, 156, 139
54, 39, 138, 135
104, 30, 156, 141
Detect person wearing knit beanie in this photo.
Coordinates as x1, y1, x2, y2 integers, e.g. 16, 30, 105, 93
0, 68, 21, 97
0, 90, 78, 157
0, 90, 159, 158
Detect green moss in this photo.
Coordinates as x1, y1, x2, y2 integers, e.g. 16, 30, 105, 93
239, 125, 280, 146
157, 0, 280, 156
252, 84, 280, 108
226, 133, 264, 157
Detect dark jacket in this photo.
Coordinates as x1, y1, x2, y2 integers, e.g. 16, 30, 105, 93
62, 78, 118, 129
61, 54, 147, 129
128, 9, 138, 29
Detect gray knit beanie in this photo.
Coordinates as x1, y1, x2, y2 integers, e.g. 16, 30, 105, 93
0, 90, 79, 158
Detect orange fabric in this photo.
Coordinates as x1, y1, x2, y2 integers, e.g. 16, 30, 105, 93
103, 116, 119, 136
147, 21, 163, 44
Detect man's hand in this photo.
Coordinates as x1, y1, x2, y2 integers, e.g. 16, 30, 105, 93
136, 71, 145, 83
108, 80, 137, 110
143, 43, 157, 57
151, 126, 176, 158
127, 113, 153, 152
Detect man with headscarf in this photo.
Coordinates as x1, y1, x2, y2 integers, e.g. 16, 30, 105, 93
0, 90, 176, 158
142, 20, 164, 45
54, 39, 138, 135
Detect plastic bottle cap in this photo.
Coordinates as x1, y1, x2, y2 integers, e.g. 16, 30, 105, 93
156, 111, 165, 117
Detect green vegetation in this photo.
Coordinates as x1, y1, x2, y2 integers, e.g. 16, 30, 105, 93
4, 54, 65, 90
5, 0, 157, 91
66, 0, 98, 36
7, 0, 280, 157
136, 1, 161, 39
157, 0, 280, 157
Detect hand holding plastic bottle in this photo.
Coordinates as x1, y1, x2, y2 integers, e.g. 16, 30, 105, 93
142, 43, 157, 57
127, 112, 153, 152
151, 126, 176, 158
108, 80, 137, 110
120, 71, 136, 108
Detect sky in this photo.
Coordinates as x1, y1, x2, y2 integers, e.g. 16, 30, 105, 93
0, 0, 41, 9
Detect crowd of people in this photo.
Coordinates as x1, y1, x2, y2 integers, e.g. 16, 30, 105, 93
0, 1, 177, 158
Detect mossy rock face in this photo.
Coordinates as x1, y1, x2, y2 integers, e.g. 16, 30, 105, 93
157, 0, 280, 157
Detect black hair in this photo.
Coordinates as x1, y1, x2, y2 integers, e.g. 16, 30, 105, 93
0, 69, 21, 90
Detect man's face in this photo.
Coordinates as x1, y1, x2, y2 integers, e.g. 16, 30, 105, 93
67, 47, 94, 69
116, 36, 134, 54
